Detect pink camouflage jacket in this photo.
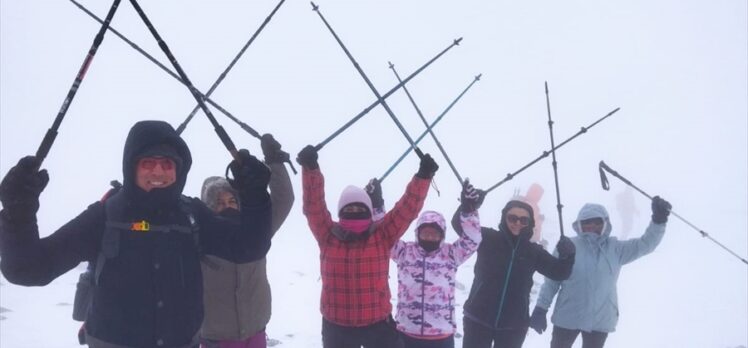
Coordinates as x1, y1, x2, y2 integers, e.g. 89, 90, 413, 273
390, 210, 481, 338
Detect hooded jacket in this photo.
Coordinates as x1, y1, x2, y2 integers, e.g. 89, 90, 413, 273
390, 210, 481, 338
0, 121, 272, 348
199, 162, 294, 341
302, 166, 430, 327
535, 203, 666, 333
454, 200, 574, 330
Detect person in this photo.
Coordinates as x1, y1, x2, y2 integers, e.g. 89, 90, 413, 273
296, 144, 438, 348
199, 134, 294, 348
0, 120, 272, 348
454, 199, 576, 348
389, 180, 483, 348
529, 196, 671, 348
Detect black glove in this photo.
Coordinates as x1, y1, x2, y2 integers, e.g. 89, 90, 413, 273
651, 195, 672, 224
529, 306, 548, 334
260, 133, 289, 164
0, 156, 49, 224
460, 178, 485, 213
556, 236, 576, 258
415, 154, 439, 179
296, 145, 319, 170
364, 178, 384, 211
228, 149, 270, 205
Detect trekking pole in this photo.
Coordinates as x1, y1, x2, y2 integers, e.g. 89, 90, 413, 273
311, 2, 442, 158
544, 82, 565, 237
35, 0, 121, 166
314, 37, 461, 151
389, 62, 464, 185
70, 0, 298, 172
485, 107, 620, 194
380, 74, 481, 182
175, 0, 286, 135
599, 161, 748, 265
129, 0, 239, 160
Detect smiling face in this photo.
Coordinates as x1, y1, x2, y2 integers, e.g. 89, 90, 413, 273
135, 156, 177, 192
505, 207, 531, 236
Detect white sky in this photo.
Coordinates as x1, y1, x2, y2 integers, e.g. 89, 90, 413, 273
1, 0, 746, 347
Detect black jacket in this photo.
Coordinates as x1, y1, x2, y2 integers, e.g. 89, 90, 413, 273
0, 121, 272, 348
452, 208, 573, 330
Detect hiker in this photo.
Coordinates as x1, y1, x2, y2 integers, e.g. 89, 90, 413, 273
389, 180, 484, 348
529, 197, 671, 348
0, 120, 272, 348
199, 134, 294, 348
296, 144, 438, 348
456, 199, 576, 348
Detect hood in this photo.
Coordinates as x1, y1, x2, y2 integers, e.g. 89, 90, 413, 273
201, 176, 238, 211
498, 200, 535, 240
121, 120, 192, 196
572, 203, 612, 238
414, 210, 446, 239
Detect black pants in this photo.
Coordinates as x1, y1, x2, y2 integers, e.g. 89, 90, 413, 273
322, 318, 404, 348
461, 317, 527, 348
401, 333, 454, 348
550, 325, 608, 348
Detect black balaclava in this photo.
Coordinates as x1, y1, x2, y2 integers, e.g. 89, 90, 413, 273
498, 200, 536, 240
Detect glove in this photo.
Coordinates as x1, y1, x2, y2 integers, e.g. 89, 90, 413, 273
228, 149, 270, 205
0, 156, 49, 224
415, 153, 439, 179
364, 178, 384, 211
296, 145, 319, 170
529, 306, 548, 334
556, 236, 576, 258
460, 178, 485, 213
260, 133, 289, 164
651, 195, 672, 224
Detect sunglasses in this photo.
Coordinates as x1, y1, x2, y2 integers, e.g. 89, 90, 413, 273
580, 217, 604, 225
138, 157, 176, 171
506, 214, 530, 226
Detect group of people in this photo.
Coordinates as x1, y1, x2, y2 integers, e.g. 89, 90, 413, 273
0, 120, 671, 348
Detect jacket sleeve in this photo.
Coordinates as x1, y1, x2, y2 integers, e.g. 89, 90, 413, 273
534, 244, 574, 281
268, 162, 294, 237
390, 239, 407, 261
377, 176, 430, 246
448, 210, 482, 266
535, 276, 561, 310
197, 191, 272, 263
450, 205, 465, 237
616, 221, 666, 265
301, 167, 334, 244
0, 203, 102, 286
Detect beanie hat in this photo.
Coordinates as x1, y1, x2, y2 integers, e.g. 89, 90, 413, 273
201, 176, 239, 211
337, 185, 373, 216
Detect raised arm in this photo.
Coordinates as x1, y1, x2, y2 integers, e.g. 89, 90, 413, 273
449, 180, 484, 265
298, 145, 334, 244
617, 196, 669, 264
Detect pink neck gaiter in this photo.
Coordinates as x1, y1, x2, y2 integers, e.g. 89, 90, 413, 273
339, 219, 372, 234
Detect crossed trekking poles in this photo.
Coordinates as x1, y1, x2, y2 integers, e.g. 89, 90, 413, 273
29, 0, 748, 266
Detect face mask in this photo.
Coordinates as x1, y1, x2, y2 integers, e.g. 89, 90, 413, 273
419, 240, 441, 252
339, 219, 371, 234
218, 207, 241, 218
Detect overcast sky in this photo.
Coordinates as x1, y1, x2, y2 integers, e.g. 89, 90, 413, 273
1, 0, 746, 346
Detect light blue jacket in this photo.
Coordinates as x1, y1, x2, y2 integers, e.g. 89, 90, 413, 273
535, 203, 666, 333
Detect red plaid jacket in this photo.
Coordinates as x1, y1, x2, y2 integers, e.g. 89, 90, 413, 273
302, 167, 430, 327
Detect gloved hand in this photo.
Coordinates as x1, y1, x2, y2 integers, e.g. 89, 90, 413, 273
228, 149, 270, 205
415, 153, 439, 179
365, 178, 384, 211
460, 178, 485, 213
0, 156, 49, 224
556, 235, 576, 258
529, 306, 548, 334
296, 145, 319, 170
260, 133, 289, 164
651, 195, 672, 224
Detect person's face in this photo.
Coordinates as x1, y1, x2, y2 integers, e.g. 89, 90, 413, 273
505, 207, 531, 236
214, 191, 239, 213
341, 204, 368, 214
135, 157, 177, 192
580, 217, 605, 234
418, 225, 442, 242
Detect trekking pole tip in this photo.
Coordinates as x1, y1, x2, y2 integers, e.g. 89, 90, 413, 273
454, 37, 463, 45
475, 74, 482, 81
545, 81, 549, 93
388, 61, 394, 69
310, 2, 319, 11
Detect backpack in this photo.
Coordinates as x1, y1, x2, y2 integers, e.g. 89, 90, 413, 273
72, 181, 200, 326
